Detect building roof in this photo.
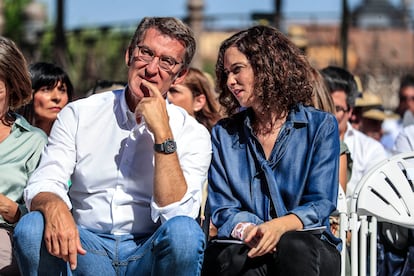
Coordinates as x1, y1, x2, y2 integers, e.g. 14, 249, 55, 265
352, 0, 407, 28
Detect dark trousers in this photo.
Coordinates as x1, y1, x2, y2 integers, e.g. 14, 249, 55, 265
202, 230, 340, 276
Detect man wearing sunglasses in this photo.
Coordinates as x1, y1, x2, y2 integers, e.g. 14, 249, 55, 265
397, 74, 414, 127
13, 17, 211, 276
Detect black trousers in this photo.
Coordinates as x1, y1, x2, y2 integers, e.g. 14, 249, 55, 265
202, 230, 340, 276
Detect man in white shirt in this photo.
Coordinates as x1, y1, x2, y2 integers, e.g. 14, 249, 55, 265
343, 122, 388, 196
13, 17, 212, 276
394, 124, 414, 153
397, 74, 414, 127
321, 66, 387, 199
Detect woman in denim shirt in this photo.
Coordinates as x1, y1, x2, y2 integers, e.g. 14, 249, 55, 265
202, 25, 341, 276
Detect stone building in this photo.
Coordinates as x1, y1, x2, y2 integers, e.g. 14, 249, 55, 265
290, 0, 414, 110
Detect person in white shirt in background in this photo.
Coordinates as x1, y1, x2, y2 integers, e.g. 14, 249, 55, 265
321, 66, 404, 276
350, 91, 400, 157
13, 17, 211, 276
320, 66, 387, 200
394, 124, 414, 153
395, 74, 414, 128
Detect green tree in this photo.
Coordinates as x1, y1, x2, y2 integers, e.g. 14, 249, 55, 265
3, 0, 30, 43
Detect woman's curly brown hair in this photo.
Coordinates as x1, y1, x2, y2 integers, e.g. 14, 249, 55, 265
215, 25, 313, 121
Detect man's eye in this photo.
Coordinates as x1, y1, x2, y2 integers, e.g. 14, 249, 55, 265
160, 57, 175, 66
141, 48, 153, 57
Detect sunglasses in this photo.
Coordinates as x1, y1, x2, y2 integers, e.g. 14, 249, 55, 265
400, 95, 414, 102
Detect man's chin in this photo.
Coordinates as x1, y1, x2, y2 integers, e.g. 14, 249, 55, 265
126, 88, 144, 104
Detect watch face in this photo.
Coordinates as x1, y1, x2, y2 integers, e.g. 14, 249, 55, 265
165, 140, 177, 153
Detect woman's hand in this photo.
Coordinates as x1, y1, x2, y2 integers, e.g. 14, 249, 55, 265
0, 193, 20, 223
243, 220, 284, 257
243, 214, 303, 258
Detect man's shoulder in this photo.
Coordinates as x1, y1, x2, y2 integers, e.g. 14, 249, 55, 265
166, 105, 211, 156
70, 90, 121, 109
57, 90, 124, 125
346, 126, 386, 156
403, 124, 414, 136
349, 127, 380, 145
167, 104, 206, 128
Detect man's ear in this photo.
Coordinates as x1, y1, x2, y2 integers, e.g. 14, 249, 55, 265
346, 106, 354, 120
193, 94, 206, 112
172, 68, 188, 85
125, 48, 132, 66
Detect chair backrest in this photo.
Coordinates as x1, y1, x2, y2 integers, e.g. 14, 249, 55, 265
347, 151, 414, 276
350, 151, 414, 227
337, 185, 349, 276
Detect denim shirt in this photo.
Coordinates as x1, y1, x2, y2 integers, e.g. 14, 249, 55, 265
208, 104, 341, 250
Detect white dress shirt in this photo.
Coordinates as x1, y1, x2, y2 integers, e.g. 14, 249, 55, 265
393, 124, 414, 153
344, 123, 387, 198
24, 89, 212, 236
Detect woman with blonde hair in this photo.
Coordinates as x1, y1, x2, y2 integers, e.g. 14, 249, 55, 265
168, 67, 222, 132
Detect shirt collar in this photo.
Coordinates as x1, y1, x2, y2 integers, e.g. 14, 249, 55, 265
12, 113, 32, 132
285, 104, 309, 127
119, 87, 138, 129
243, 104, 309, 134
119, 87, 171, 130
345, 121, 355, 137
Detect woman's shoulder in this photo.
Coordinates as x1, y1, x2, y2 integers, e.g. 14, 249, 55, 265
290, 104, 335, 124
11, 114, 47, 149
14, 114, 47, 139
215, 109, 247, 128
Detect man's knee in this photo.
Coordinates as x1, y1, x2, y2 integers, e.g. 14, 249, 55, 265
157, 216, 205, 254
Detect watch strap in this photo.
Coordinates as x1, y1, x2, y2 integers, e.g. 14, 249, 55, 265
154, 138, 176, 154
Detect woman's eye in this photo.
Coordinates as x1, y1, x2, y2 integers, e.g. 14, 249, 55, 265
58, 86, 67, 93
233, 66, 242, 74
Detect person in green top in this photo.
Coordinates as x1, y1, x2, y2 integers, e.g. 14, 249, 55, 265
0, 36, 47, 275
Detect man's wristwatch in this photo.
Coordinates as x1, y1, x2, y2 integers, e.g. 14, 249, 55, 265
154, 138, 177, 154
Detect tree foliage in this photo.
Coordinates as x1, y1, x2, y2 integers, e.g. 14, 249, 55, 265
3, 0, 30, 43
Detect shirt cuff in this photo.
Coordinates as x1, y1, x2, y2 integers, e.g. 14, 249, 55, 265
24, 184, 72, 211
150, 191, 200, 223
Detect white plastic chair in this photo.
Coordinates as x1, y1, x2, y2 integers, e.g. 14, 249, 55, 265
337, 185, 348, 276
347, 151, 414, 276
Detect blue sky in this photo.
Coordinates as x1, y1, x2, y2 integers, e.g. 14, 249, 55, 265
37, 0, 403, 30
